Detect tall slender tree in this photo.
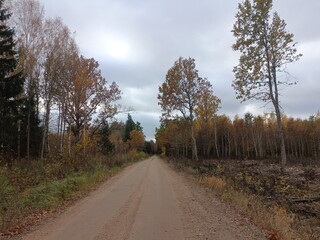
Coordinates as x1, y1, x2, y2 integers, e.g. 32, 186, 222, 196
40, 17, 73, 159
0, 0, 25, 161
9, 0, 44, 160
232, 0, 302, 167
124, 114, 137, 142
98, 118, 114, 155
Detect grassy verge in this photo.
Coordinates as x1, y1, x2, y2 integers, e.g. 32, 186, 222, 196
0, 152, 148, 237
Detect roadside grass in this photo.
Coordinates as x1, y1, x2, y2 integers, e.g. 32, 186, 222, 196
0, 165, 121, 236
199, 176, 297, 240
22, 167, 121, 210
0, 152, 148, 237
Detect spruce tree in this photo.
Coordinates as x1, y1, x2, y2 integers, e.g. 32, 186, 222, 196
20, 96, 41, 157
99, 118, 114, 155
123, 114, 136, 142
0, 0, 25, 160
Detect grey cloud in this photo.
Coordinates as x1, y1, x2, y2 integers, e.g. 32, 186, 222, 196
39, 0, 320, 139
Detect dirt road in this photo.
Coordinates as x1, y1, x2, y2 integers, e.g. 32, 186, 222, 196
21, 156, 265, 240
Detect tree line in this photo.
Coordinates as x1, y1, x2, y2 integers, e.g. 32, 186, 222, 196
156, 113, 320, 161
1, 0, 316, 167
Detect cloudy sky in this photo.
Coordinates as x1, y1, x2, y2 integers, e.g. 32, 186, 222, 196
38, 0, 320, 140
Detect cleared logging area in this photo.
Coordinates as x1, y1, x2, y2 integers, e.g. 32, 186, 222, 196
171, 158, 320, 240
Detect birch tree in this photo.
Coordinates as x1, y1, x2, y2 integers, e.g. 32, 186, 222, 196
232, 0, 302, 167
40, 18, 72, 159
10, 0, 44, 160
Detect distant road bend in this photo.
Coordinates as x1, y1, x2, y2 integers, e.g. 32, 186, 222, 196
22, 156, 265, 240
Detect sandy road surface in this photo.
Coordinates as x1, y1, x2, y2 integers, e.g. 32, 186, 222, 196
21, 156, 265, 240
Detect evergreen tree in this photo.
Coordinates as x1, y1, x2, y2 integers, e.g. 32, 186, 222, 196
20, 95, 41, 157
144, 141, 152, 154
135, 121, 143, 132
123, 114, 136, 142
123, 114, 145, 142
99, 118, 114, 155
0, 0, 25, 160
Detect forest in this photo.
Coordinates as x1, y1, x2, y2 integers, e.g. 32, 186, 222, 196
1, 0, 318, 170
156, 0, 318, 165
0, 0, 319, 238
155, 1, 319, 238
156, 113, 320, 162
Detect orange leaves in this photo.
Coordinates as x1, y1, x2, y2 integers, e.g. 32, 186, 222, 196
195, 82, 221, 122
158, 57, 220, 161
158, 57, 199, 119
128, 130, 145, 151
158, 57, 220, 122
63, 55, 121, 138
267, 229, 283, 240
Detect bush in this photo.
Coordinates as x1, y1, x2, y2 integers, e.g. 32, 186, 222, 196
127, 150, 147, 161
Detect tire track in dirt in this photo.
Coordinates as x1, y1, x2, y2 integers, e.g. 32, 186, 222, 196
94, 161, 149, 240
125, 158, 184, 240
163, 161, 265, 240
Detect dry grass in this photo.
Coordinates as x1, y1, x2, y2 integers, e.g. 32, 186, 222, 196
199, 176, 226, 194
199, 176, 298, 240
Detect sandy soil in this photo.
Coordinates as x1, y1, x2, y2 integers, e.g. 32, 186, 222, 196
20, 156, 266, 240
